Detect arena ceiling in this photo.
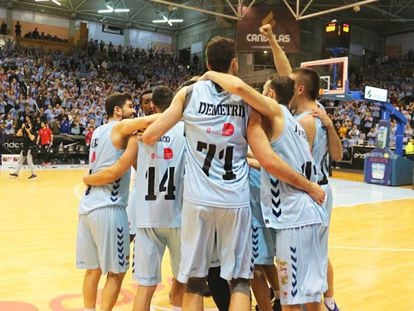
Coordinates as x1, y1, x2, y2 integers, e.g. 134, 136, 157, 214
3, 0, 414, 35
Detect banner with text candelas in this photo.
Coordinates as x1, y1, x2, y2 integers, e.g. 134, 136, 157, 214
236, 6, 300, 53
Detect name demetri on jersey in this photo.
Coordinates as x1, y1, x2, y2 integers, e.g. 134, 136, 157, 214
198, 101, 246, 117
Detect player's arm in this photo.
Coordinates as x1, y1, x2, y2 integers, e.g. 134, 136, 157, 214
259, 24, 293, 75
83, 135, 138, 186
114, 113, 160, 137
247, 110, 325, 205
200, 71, 281, 119
141, 87, 185, 145
247, 148, 261, 170
297, 114, 316, 152
312, 107, 343, 161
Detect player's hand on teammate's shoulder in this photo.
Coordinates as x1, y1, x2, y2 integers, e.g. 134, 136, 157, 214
308, 182, 325, 205
312, 108, 334, 129
259, 24, 274, 39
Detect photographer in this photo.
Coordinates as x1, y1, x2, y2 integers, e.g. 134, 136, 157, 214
10, 116, 37, 179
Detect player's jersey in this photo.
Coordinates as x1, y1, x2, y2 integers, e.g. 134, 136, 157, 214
135, 121, 185, 227
250, 168, 265, 227
261, 106, 327, 229
295, 103, 329, 185
182, 80, 250, 208
79, 121, 131, 214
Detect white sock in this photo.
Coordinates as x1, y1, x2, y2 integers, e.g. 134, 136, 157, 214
84, 308, 95, 311
324, 297, 335, 309
172, 307, 182, 311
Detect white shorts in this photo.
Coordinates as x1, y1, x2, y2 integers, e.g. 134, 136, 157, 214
133, 227, 181, 286
178, 201, 253, 283
276, 224, 328, 305
76, 206, 130, 274
252, 226, 276, 266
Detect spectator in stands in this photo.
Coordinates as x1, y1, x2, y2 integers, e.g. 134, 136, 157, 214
367, 128, 377, 146
32, 28, 39, 39
1, 21, 7, 35
348, 125, 360, 146
60, 115, 71, 134
14, 21, 21, 37
338, 122, 348, 139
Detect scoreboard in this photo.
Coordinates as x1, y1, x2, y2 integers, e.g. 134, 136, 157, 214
324, 20, 351, 50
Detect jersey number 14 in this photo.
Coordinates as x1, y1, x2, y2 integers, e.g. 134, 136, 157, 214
145, 167, 176, 201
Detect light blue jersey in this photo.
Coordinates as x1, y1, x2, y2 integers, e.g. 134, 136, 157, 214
183, 80, 250, 208
79, 121, 131, 214
260, 106, 327, 229
295, 102, 329, 185
135, 121, 185, 227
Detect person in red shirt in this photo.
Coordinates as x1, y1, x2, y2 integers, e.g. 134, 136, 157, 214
85, 125, 94, 152
37, 121, 53, 165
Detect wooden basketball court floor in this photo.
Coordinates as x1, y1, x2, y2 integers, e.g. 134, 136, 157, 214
0, 169, 413, 311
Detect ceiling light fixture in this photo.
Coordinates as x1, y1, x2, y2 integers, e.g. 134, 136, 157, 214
152, 16, 183, 26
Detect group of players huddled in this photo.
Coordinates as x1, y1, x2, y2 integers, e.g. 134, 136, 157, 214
76, 24, 343, 311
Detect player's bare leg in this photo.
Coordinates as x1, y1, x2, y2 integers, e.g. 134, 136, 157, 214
251, 266, 272, 311
169, 278, 184, 308
229, 278, 251, 311
133, 285, 157, 311
100, 272, 125, 310
83, 268, 102, 309
182, 277, 205, 311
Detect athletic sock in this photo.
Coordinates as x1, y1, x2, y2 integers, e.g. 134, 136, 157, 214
172, 307, 182, 311
324, 297, 336, 310
84, 308, 96, 311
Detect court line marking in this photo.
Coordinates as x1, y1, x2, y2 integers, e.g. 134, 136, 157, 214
334, 197, 414, 208
74, 182, 84, 200
330, 245, 414, 252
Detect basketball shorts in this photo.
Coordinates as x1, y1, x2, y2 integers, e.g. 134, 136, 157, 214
275, 224, 328, 305
252, 225, 276, 266
76, 206, 130, 274
133, 227, 181, 286
177, 200, 253, 283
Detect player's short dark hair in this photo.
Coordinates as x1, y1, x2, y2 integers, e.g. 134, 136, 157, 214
267, 73, 295, 107
105, 92, 132, 117
205, 36, 236, 73
152, 86, 174, 112
292, 67, 320, 101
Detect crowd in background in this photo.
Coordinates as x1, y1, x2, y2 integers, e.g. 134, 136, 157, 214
0, 36, 413, 163
0, 40, 192, 160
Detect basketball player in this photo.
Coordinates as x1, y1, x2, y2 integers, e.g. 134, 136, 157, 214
260, 23, 342, 311
127, 89, 153, 240
82, 87, 184, 311
76, 92, 158, 311
200, 70, 329, 311
142, 36, 325, 311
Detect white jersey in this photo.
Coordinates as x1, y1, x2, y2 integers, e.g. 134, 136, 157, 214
295, 102, 329, 185
260, 106, 327, 229
135, 121, 185, 227
79, 121, 131, 214
182, 80, 251, 208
